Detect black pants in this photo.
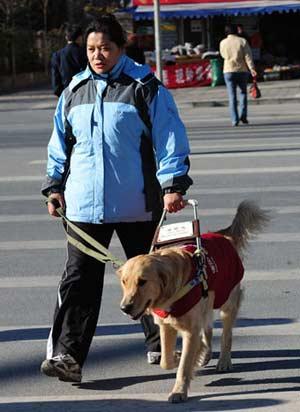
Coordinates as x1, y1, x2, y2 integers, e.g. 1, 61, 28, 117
47, 221, 160, 366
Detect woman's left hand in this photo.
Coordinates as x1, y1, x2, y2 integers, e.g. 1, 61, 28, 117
163, 193, 185, 213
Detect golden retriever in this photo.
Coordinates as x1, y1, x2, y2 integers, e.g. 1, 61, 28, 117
118, 200, 269, 403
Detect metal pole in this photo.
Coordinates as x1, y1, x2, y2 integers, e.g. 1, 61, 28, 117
207, 16, 212, 50
153, 0, 162, 81
178, 17, 184, 45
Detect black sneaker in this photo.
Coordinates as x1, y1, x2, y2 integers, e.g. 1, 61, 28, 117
147, 350, 182, 365
41, 353, 82, 382
240, 118, 249, 124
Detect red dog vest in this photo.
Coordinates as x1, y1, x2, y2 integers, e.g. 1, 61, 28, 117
153, 233, 244, 318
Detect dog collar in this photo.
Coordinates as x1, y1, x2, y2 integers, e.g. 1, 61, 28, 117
153, 245, 203, 318
153, 275, 202, 318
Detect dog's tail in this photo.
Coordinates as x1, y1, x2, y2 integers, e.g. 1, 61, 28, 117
218, 200, 270, 253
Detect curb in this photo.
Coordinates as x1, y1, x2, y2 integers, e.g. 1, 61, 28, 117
176, 97, 300, 108
0, 95, 299, 112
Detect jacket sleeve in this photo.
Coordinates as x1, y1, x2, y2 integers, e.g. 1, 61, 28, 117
50, 52, 63, 97
244, 41, 255, 73
219, 40, 225, 59
149, 84, 193, 194
41, 94, 68, 196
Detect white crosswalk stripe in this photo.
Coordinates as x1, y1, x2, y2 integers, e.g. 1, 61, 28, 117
1, 205, 299, 225
0, 269, 299, 288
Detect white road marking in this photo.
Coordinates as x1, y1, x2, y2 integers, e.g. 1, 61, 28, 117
0, 240, 66, 250
0, 269, 299, 288
191, 150, 300, 158
1, 165, 299, 184
0, 175, 44, 182
0, 195, 43, 201
0, 186, 299, 202
175, 206, 300, 217
0, 238, 121, 250
190, 166, 300, 175
0, 215, 52, 223
0, 206, 299, 225
187, 128, 300, 135
188, 185, 300, 194
29, 160, 46, 165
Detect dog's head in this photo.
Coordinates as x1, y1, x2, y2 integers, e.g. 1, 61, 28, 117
117, 248, 192, 320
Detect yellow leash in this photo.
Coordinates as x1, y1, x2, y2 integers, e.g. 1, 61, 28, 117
47, 199, 124, 267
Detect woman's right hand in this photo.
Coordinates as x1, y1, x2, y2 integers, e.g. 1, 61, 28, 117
251, 69, 257, 78
47, 192, 65, 217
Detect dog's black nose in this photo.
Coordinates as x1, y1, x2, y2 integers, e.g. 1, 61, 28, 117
120, 303, 134, 315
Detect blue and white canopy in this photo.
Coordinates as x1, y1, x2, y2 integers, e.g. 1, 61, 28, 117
133, 1, 300, 20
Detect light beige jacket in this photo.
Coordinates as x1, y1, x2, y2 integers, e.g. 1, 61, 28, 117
219, 34, 255, 73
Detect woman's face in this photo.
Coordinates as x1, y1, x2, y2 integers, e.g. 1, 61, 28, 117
87, 32, 123, 74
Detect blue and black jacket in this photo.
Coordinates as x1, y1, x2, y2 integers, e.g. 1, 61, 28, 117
42, 55, 192, 223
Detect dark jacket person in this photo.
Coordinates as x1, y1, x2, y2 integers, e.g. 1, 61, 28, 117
50, 24, 88, 97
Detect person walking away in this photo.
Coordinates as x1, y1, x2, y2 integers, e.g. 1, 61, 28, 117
50, 24, 88, 97
40, 14, 193, 383
220, 24, 257, 126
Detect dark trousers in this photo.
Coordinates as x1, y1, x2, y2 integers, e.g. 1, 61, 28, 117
47, 221, 160, 366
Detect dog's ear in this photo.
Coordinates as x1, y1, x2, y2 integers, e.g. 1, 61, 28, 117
157, 270, 168, 289
152, 252, 179, 291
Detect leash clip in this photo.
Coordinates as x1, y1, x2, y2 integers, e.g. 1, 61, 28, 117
193, 247, 209, 298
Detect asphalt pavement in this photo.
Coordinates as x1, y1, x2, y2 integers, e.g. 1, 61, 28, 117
0, 80, 299, 411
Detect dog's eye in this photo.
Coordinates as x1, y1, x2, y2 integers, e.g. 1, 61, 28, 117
138, 279, 147, 287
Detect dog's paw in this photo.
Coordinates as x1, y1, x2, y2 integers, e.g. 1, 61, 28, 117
197, 350, 212, 368
216, 355, 233, 372
168, 391, 188, 403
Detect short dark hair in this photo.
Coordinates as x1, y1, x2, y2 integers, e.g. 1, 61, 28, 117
85, 14, 126, 48
225, 24, 238, 36
65, 24, 83, 42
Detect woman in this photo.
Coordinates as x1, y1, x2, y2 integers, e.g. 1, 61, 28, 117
40, 14, 192, 382
220, 24, 257, 126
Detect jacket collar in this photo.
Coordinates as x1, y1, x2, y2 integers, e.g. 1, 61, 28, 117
70, 54, 127, 90
89, 53, 127, 81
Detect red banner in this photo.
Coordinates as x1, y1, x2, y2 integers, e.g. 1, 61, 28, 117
153, 60, 212, 89
133, 0, 249, 5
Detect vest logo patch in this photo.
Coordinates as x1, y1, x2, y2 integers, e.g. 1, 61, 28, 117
206, 256, 218, 274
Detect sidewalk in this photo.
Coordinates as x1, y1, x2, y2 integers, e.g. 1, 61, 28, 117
1, 78, 300, 110
171, 77, 300, 108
